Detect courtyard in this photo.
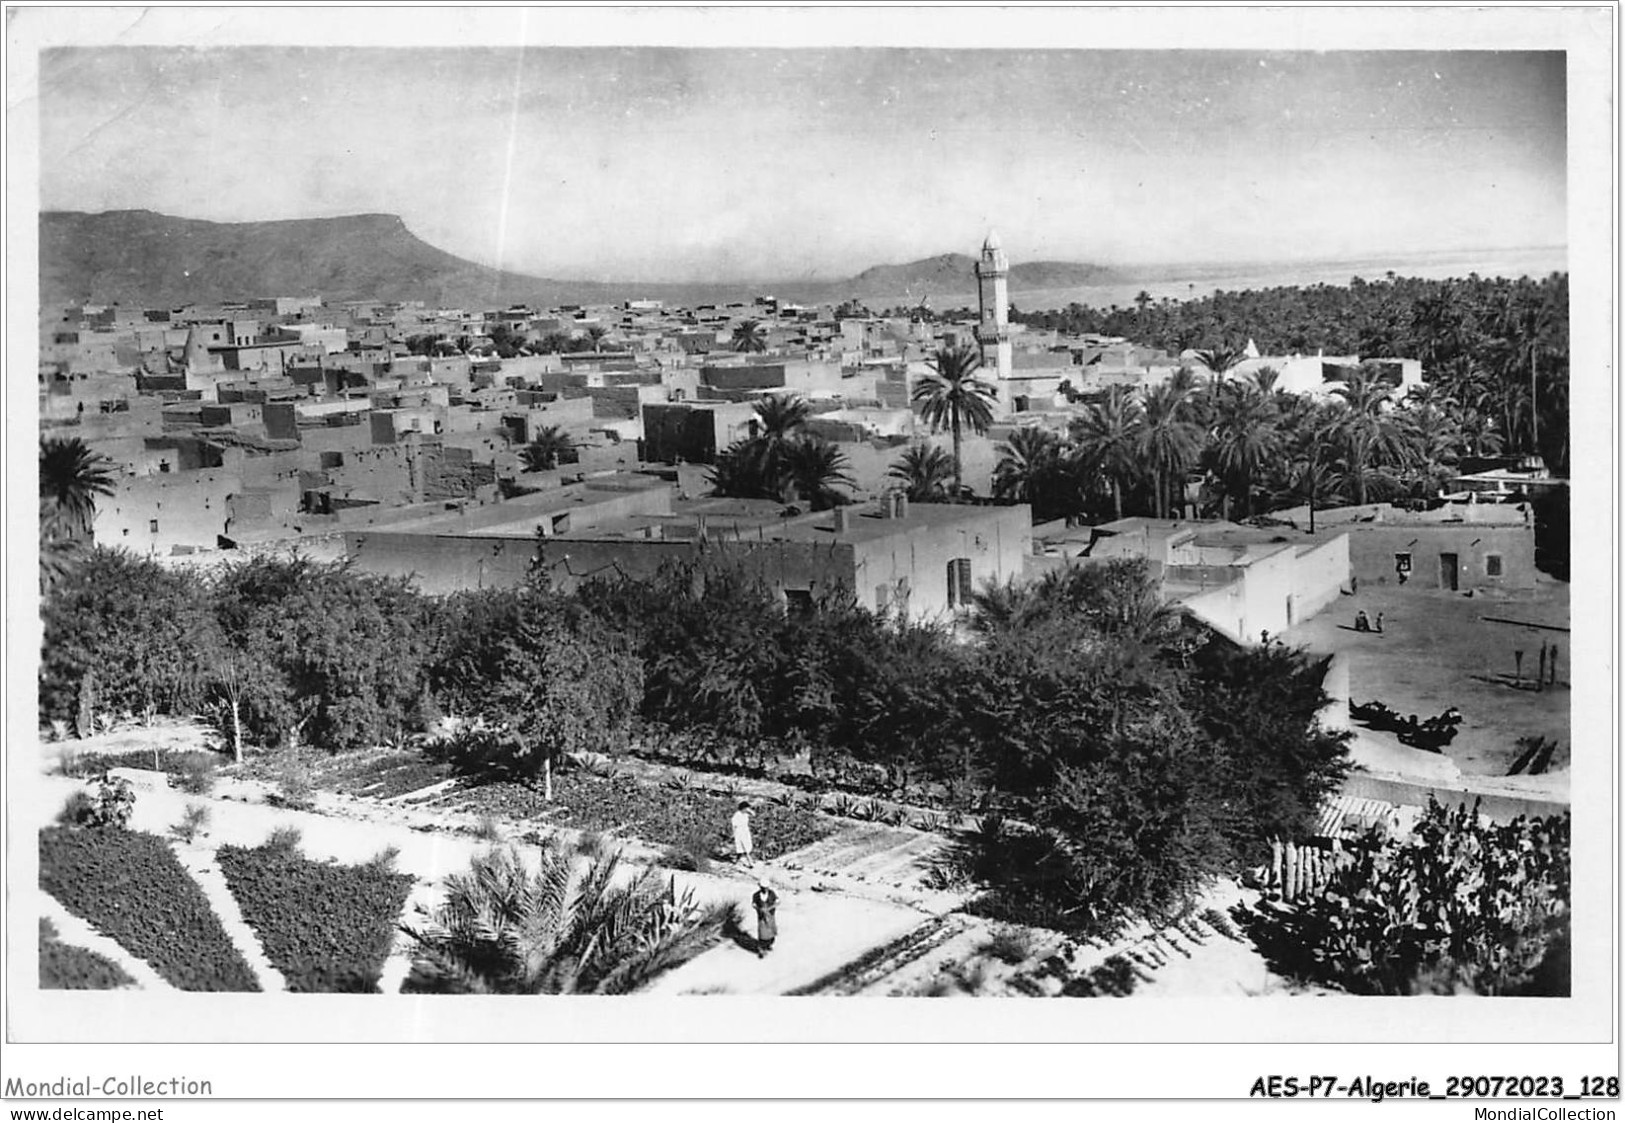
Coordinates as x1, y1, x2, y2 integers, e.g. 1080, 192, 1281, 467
1283, 576, 1571, 780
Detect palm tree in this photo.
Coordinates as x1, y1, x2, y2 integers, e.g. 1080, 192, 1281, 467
40, 436, 115, 537
1070, 385, 1143, 521
1324, 362, 1418, 505
968, 576, 1038, 636
586, 325, 610, 352
1492, 290, 1554, 451
777, 436, 853, 510
1246, 365, 1282, 396
1193, 344, 1246, 382
991, 426, 1074, 521
401, 843, 729, 995
519, 426, 577, 472
912, 345, 997, 498
752, 393, 810, 441
1272, 454, 1344, 534
1137, 382, 1202, 519
1456, 406, 1505, 459
704, 394, 819, 503
731, 319, 768, 354
886, 443, 955, 502
39, 500, 83, 594
1207, 381, 1281, 519
1399, 400, 1465, 496
707, 439, 769, 500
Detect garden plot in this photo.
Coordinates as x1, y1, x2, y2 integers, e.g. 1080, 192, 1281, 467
38, 826, 260, 991
217, 840, 414, 993
430, 773, 838, 860
39, 918, 135, 991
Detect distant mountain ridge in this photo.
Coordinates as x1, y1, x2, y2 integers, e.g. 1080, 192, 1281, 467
39, 210, 575, 309
40, 210, 1124, 310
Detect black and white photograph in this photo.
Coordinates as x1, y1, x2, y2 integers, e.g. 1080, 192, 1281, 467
1, 4, 1615, 1111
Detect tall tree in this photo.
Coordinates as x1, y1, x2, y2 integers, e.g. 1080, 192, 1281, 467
886, 442, 956, 502
1207, 381, 1281, 519
519, 426, 578, 472
731, 319, 768, 354
1137, 383, 1202, 519
752, 392, 811, 441
1193, 344, 1247, 382
1324, 362, 1418, 505
1070, 385, 1143, 521
992, 426, 1075, 521
777, 436, 853, 511
40, 436, 115, 538
912, 344, 998, 498
1492, 289, 1555, 454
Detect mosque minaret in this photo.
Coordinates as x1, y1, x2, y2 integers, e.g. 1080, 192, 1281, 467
974, 230, 1013, 380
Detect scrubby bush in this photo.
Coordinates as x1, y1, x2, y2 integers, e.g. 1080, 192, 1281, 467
171, 803, 210, 844
271, 751, 314, 810
1247, 800, 1570, 996
171, 751, 219, 795
981, 926, 1036, 965
58, 775, 136, 830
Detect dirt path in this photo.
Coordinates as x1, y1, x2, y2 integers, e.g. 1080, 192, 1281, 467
169, 841, 289, 992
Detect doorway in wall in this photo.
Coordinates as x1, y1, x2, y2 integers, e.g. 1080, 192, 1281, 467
1440, 552, 1459, 591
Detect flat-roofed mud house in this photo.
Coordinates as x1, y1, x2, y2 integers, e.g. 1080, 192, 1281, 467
345, 476, 1032, 623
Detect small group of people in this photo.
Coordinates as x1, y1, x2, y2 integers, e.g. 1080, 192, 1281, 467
1354, 610, 1385, 634
731, 801, 778, 958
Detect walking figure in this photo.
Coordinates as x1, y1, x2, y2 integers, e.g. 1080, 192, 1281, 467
731, 801, 754, 866
1374, 612, 1384, 634
752, 881, 778, 959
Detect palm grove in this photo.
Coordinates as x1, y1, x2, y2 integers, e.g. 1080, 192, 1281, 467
38, 270, 1569, 992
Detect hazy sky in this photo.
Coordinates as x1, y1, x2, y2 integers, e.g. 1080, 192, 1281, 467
38, 47, 1567, 282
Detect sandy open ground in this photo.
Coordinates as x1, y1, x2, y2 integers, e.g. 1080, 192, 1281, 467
1283, 579, 1571, 778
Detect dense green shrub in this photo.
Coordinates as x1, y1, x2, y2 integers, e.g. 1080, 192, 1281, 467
212, 555, 441, 751
931, 564, 1351, 934
577, 560, 785, 752
431, 587, 642, 789
1248, 800, 1570, 995
1184, 643, 1352, 863
57, 776, 136, 830
39, 826, 259, 991
40, 549, 219, 727
39, 918, 134, 990
217, 842, 414, 993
